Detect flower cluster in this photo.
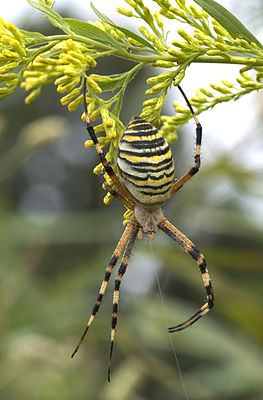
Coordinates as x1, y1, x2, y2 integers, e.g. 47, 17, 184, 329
21, 39, 97, 105
0, 18, 26, 99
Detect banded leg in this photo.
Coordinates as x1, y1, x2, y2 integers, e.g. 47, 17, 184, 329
108, 223, 140, 382
71, 218, 136, 358
83, 78, 133, 202
169, 85, 202, 198
158, 217, 214, 332
99, 172, 135, 210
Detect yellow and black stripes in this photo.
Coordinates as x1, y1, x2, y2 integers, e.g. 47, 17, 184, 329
71, 219, 136, 359
108, 223, 139, 382
117, 116, 175, 205
158, 217, 214, 332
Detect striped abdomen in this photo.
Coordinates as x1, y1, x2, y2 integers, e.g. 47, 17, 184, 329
117, 116, 175, 205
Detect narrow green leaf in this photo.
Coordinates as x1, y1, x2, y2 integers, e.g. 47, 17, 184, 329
97, 73, 128, 91
90, 2, 117, 26
62, 18, 123, 50
115, 26, 156, 50
90, 2, 156, 50
20, 29, 47, 42
41, 49, 63, 58
26, 0, 71, 32
194, 0, 263, 49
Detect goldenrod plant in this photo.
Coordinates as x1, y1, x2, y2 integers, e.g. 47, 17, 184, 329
1, 0, 263, 215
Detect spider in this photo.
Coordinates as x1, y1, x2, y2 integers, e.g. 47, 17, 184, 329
71, 80, 214, 381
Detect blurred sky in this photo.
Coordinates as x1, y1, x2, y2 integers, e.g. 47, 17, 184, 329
1, 0, 263, 168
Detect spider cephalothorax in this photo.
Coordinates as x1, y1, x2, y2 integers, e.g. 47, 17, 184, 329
71, 82, 214, 382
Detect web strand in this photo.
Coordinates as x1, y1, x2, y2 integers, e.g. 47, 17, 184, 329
149, 241, 189, 400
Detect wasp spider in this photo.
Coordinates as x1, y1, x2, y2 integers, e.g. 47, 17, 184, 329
71, 81, 214, 381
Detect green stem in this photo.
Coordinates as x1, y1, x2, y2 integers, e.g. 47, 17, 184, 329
26, 34, 263, 67
113, 50, 263, 67
193, 55, 263, 65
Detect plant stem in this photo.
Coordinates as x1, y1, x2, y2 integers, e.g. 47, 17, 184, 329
28, 35, 263, 68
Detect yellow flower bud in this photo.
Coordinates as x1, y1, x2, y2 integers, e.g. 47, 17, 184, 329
2, 49, 19, 59
93, 163, 103, 175
84, 140, 95, 148
68, 96, 83, 112
117, 7, 133, 17
139, 26, 152, 41
171, 40, 191, 49
173, 102, 189, 114
0, 72, 17, 82
142, 98, 158, 107
56, 65, 79, 76
9, 38, 25, 55
6, 22, 23, 42
210, 83, 232, 94
104, 193, 113, 205
159, 9, 176, 19
221, 80, 234, 88
60, 87, 82, 106
206, 50, 223, 56
0, 60, 19, 73
199, 88, 214, 97
212, 23, 229, 38
55, 75, 71, 86
125, 0, 137, 8
153, 12, 163, 30
189, 5, 203, 19
169, 7, 186, 19
89, 108, 101, 121
25, 87, 41, 104
0, 86, 12, 99
214, 42, 229, 51
177, 29, 196, 44
173, 71, 185, 86
145, 81, 168, 95
86, 55, 97, 68
153, 60, 174, 68
167, 48, 187, 59
86, 76, 102, 94
147, 71, 173, 84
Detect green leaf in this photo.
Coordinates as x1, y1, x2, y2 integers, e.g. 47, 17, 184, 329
116, 26, 156, 50
62, 18, 123, 50
20, 29, 47, 42
20, 29, 47, 46
194, 0, 263, 49
41, 49, 63, 58
26, 0, 71, 32
90, 2, 156, 51
90, 2, 117, 26
97, 73, 128, 91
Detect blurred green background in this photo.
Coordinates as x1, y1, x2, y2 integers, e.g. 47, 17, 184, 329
0, 1, 263, 399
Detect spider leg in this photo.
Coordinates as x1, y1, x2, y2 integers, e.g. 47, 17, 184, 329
83, 77, 133, 202
169, 85, 202, 198
71, 217, 136, 358
99, 172, 134, 210
108, 223, 139, 382
158, 217, 214, 333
